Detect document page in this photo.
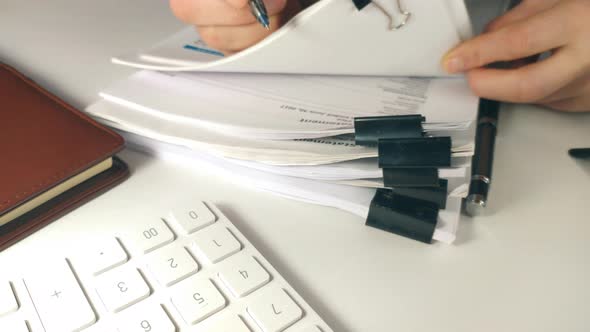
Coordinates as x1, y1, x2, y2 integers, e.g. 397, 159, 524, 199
112, 0, 472, 77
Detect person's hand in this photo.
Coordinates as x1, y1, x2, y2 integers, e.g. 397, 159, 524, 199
169, 0, 302, 55
443, 0, 590, 112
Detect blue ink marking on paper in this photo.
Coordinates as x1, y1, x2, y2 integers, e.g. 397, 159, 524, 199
183, 44, 224, 57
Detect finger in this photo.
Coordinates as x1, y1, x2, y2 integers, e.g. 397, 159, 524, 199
198, 2, 297, 53
466, 49, 585, 103
539, 73, 590, 103
199, 20, 273, 53
541, 95, 590, 112
170, 0, 287, 26
485, 0, 560, 32
443, 5, 571, 73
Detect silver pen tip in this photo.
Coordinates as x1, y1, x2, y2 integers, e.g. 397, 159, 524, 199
465, 194, 486, 217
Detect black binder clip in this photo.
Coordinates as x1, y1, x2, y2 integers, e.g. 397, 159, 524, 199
354, 115, 425, 146
366, 189, 439, 244
355, 115, 453, 243
382, 167, 439, 187
378, 137, 452, 168
389, 179, 448, 209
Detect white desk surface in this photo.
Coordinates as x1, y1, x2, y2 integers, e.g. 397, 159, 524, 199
1, 1, 590, 331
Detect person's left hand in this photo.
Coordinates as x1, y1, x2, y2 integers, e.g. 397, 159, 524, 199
442, 0, 590, 112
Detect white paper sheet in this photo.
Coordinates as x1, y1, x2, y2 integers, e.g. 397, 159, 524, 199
112, 0, 472, 77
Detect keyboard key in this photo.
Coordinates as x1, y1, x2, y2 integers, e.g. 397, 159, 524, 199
0, 281, 19, 316
125, 219, 175, 254
23, 260, 96, 332
0, 319, 29, 332
146, 245, 199, 286
78, 237, 128, 276
170, 277, 226, 325
208, 314, 251, 332
95, 266, 151, 312
116, 302, 175, 332
191, 224, 241, 264
218, 254, 271, 298
248, 287, 303, 332
168, 201, 217, 234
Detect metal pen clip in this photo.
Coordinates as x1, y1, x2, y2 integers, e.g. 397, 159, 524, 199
372, 0, 412, 30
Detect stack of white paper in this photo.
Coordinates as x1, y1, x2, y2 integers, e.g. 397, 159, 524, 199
96, 70, 477, 164
90, 111, 464, 244
85, 0, 488, 243
86, 69, 477, 244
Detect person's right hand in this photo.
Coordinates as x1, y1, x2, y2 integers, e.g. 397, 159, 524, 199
169, 0, 302, 55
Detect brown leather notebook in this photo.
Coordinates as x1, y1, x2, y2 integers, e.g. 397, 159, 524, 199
0, 63, 129, 251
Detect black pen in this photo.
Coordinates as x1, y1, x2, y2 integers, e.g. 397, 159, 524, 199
465, 99, 499, 216
569, 148, 590, 160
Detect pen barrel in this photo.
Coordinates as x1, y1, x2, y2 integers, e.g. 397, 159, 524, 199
468, 99, 499, 201
249, 0, 269, 28
470, 122, 497, 187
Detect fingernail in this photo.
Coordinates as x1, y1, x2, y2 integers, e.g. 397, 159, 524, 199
444, 56, 464, 73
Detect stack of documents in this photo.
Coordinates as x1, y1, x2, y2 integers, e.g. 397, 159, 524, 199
87, 70, 478, 244
86, 0, 490, 244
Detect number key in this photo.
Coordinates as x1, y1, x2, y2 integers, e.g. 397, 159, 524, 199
95, 266, 151, 312
146, 245, 199, 286
191, 224, 241, 264
168, 201, 216, 234
125, 219, 175, 254
170, 276, 226, 325
247, 287, 303, 332
217, 254, 270, 298
116, 302, 175, 332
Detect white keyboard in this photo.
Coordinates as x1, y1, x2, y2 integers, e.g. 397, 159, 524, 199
0, 201, 332, 332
